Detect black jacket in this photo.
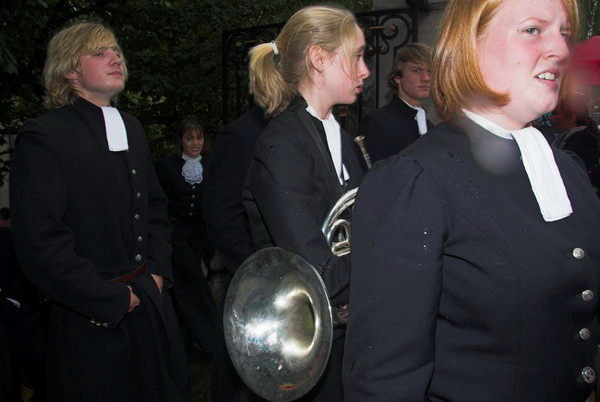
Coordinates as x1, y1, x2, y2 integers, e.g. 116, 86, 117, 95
202, 106, 269, 274
10, 98, 188, 402
360, 96, 433, 163
156, 154, 206, 227
243, 98, 365, 306
344, 117, 600, 401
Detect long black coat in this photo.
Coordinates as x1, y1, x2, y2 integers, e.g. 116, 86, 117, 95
243, 98, 365, 401
10, 97, 190, 402
360, 96, 433, 163
155, 154, 217, 354
344, 117, 600, 401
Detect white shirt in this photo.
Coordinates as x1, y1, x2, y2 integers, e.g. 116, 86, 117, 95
400, 97, 428, 135
306, 105, 349, 185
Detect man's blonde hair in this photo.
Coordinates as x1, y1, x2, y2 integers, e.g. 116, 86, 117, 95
43, 22, 128, 109
387, 42, 432, 90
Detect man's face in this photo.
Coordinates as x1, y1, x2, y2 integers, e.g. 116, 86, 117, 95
66, 43, 126, 107
394, 61, 431, 106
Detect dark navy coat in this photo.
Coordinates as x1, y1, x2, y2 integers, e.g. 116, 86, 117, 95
344, 117, 600, 402
243, 98, 365, 401
360, 96, 433, 163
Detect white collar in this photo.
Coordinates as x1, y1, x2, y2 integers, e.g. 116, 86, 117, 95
306, 105, 349, 184
101, 106, 129, 151
182, 153, 202, 163
462, 109, 572, 222
181, 153, 203, 185
399, 97, 428, 135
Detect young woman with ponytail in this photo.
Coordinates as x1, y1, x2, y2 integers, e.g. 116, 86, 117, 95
242, 4, 369, 400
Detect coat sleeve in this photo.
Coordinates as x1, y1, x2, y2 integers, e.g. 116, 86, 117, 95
244, 125, 351, 304
9, 121, 130, 326
202, 128, 256, 274
343, 155, 446, 401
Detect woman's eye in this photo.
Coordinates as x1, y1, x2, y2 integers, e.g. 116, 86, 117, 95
523, 27, 540, 35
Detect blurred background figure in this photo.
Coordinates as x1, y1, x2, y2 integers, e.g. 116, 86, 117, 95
360, 42, 433, 163
549, 35, 600, 195
156, 118, 218, 358
203, 107, 269, 278
1, 207, 48, 402
202, 103, 269, 401
550, 96, 600, 193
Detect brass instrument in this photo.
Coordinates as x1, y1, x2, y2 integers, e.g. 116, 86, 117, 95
223, 248, 332, 402
224, 143, 368, 401
321, 187, 357, 257
354, 135, 372, 169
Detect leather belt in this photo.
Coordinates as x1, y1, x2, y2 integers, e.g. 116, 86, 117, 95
110, 264, 147, 283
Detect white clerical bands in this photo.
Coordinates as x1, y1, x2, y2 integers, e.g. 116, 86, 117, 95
271, 41, 279, 56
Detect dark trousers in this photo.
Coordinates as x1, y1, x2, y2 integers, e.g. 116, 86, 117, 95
170, 229, 218, 354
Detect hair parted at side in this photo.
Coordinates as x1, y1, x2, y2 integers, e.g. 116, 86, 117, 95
387, 42, 432, 90
249, 4, 358, 116
178, 118, 204, 140
43, 22, 128, 109
432, 0, 579, 123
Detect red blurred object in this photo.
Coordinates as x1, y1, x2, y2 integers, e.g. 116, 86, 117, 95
573, 36, 600, 85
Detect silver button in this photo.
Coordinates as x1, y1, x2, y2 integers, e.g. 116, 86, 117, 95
137, 236, 143, 242
136, 192, 141, 198
582, 290, 594, 302
131, 169, 137, 175
579, 328, 591, 340
190, 203, 195, 207
189, 212, 193, 216
192, 185, 196, 190
582, 367, 596, 384
134, 213, 140, 220
573, 248, 585, 260
192, 194, 196, 199
135, 254, 142, 262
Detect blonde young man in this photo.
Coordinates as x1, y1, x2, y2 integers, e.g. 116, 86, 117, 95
10, 22, 190, 402
360, 42, 433, 163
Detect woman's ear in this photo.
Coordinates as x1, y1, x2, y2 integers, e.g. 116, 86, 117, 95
65, 70, 78, 80
307, 44, 325, 73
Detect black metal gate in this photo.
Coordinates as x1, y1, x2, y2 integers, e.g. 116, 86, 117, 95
221, 5, 424, 135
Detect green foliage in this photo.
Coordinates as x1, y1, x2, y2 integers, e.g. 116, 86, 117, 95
0, 0, 372, 185
580, 0, 600, 39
